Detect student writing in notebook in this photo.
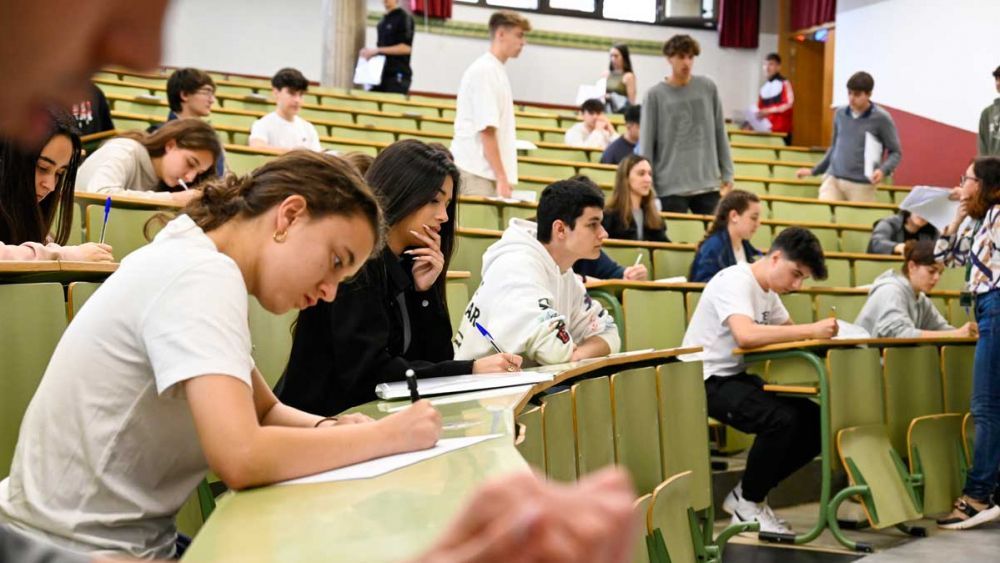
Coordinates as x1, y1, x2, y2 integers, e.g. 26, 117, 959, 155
279, 140, 521, 416
0, 109, 113, 261
75, 119, 220, 204
0, 152, 443, 559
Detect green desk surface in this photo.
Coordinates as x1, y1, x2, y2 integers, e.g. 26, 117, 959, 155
182, 388, 529, 563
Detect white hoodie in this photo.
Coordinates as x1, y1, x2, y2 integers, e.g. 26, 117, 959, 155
453, 218, 621, 365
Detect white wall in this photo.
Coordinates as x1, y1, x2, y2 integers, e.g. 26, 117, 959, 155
834, 0, 999, 132
162, 0, 776, 114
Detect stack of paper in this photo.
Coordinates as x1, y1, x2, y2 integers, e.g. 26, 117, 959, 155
354, 55, 386, 86
899, 186, 959, 231
375, 371, 555, 400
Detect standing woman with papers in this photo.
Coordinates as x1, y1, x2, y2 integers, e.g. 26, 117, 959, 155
359, 0, 414, 95
934, 156, 1000, 530
279, 140, 521, 417
0, 109, 113, 261
0, 151, 443, 559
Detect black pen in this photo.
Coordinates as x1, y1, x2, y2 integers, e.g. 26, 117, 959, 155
405, 368, 420, 403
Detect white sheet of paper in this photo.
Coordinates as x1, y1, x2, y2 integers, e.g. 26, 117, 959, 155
654, 276, 688, 283
864, 132, 883, 179
276, 434, 503, 485
832, 319, 871, 340
510, 190, 537, 202
515, 139, 539, 151
375, 371, 555, 400
575, 78, 607, 106
899, 186, 960, 232
738, 106, 772, 132
353, 55, 386, 86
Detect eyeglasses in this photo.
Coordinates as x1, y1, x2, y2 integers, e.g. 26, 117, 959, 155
194, 87, 216, 97
960, 175, 981, 184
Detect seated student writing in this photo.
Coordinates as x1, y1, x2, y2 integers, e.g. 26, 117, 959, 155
0, 151, 443, 559
454, 179, 621, 365
75, 119, 220, 204
248, 67, 322, 153
689, 189, 763, 282
0, 110, 113, 261
682, 227, 837, 534
278, 140, 520, 416
602, 155, 667, 242
563, 98, 620, 150
867, 209, 938, 254
571, 174, 648, 281
147, 67, 227, 177
855, 240, 977, 338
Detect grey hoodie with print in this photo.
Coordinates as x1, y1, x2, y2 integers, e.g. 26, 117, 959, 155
854, 270, 952, 338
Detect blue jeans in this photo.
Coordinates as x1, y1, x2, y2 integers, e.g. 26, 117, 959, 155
964, 290, 1000, 500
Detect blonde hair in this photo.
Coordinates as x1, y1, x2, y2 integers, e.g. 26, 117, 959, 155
489, 10, 531, 37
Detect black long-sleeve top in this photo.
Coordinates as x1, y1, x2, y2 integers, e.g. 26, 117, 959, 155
277, 247, 473, 416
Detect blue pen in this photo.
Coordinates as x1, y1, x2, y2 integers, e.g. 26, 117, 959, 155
99, 197, 112, 245
474, 321, 506, 355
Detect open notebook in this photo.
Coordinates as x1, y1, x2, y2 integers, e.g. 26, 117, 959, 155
375, 371, 555, 400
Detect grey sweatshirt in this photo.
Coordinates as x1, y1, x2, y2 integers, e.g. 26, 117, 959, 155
854, 270, 952, 338
979, 98, 1000, 156
812, 103, 902, 184
640, 76, 734, 197
867, 213, 938, 255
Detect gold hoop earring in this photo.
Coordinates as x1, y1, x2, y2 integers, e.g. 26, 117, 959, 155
273, 230, 287, 243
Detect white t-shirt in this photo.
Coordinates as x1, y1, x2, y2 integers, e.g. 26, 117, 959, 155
249, 111, 322, 151
450, 52, 518, 184
733, 244, 747, 264
0, 215, 254, 559
75, 138, 171, 200
681, 263, 789, 379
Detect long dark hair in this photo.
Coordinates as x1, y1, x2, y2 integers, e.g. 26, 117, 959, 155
365, 139, 460, 304
609, 43, 634, 74
606, 154, 662, 233
118, 118, 222, 187
0, 109, 81, 246
696, 189, 760, 251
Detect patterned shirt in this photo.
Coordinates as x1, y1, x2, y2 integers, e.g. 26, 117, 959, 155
935, 205, 1000, 294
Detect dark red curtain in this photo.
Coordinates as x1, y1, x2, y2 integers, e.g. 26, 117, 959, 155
718, 0, 760, 49
410, 0, 452, 19
791, 0, 836, 30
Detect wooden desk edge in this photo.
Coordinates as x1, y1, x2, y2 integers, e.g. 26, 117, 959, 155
735, 336, 978, 355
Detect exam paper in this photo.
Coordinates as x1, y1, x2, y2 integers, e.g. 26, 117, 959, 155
276, 434, 503, 485
899, 186, 959, 232
737, 106, 772, 132
575, 78, 607, 106
353, 55, 386, 86
832, 320, 871, 340
375, 371, 555, 400
864, 132, 883, 179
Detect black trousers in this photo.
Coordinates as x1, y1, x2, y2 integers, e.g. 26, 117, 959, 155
659, 191, 721, 215
372, 72, 411, 95
705, 373, 820, 503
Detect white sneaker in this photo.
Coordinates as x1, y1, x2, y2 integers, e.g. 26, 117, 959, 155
722, 483, 790, 527
729, 498, 794, 535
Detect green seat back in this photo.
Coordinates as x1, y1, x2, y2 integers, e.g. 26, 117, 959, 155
457, 203, 501, 230
572, 377, 615, 475
541, 389, 577, 482
85, 205, 165, 261
779, 292, 814, 323
828, 348, 885, 468
768, 182, 819, 199
298, 107, 354, 124
805, 258, 851, 287
937, 267, 966, 292
941, 346, 975, 413
816, 293, 868, 325
0, 283, 68, 478
516, 129, 542, 143
770, 200, 831, 223
652, 248, 696, 280
453, 233, 499, 292
648, 471, 698, 563
611, 368, 662, 494
519, 161, 575, 181
732, 147, 776, 160
501, 205, 535, 227
779, 150, 824, 164
445, 281, 469, 335
908, 414, 966, 516
664, 218, 707, 244
835, 206, 891, 226
657, 362, 712, 511
533, 147, 589, 162
381, 102, 439, 117
583, 167, 616, 186
837, 424, 922, 529
854, 261, 897, 287
418, 120, 453, 134
67, 282, 101, 321
684, 291, 701, 322
329, 126, 394, 144
734, 163, 770, 177
356, 114, 418, 130
840, 229, 871, 253
226, 151, 272, 175
737, 180, 767, 195
208, 111, 258, 129
247, 296, 297, 389
962, 413, 974, 462
772, 224, 837, 254
770, 165, 801, 180
622, 289, 685, 350
883, 346, 944, 454
515, 406, 545, 472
